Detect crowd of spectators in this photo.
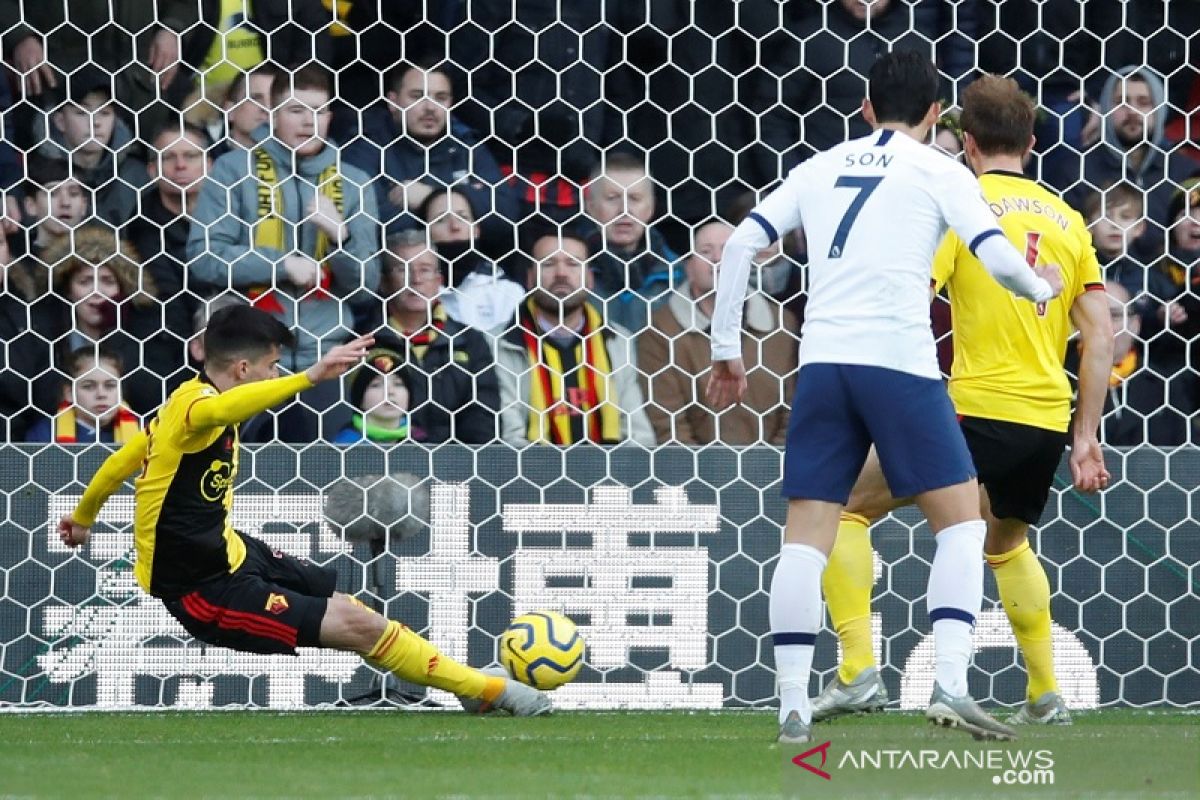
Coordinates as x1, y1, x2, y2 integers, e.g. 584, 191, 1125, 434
1, 0, 1199, 447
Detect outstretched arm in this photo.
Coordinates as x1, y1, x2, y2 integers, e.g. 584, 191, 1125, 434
186, 372, 314, 430
60, 430, 150, 547
187, 335, 374, 431
1068, 287, 1114, 492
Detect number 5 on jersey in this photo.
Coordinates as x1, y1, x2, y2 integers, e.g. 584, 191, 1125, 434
828, 176, 883, 258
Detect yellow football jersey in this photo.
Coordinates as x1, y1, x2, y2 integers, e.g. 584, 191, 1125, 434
73, 371, 314, 598
932, 171, 1103, 432
130, 376, 247, 597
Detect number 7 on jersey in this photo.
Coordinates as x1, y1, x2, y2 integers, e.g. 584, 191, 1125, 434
828, 175, 882, 258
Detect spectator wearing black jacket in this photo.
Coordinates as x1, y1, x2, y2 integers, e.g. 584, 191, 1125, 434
341, 58, 518, 247
357, 231, 500, 444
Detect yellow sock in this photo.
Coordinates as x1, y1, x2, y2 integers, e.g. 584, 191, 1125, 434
987, 540, 1057, 702
823, 512, 876, 684
366, 620, 504, 702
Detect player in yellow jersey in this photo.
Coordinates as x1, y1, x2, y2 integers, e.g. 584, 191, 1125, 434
57, 305, 550, 716
813, 75, 1113, 726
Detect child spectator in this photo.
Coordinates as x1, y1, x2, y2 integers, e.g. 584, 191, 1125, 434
25, 346, 140, 444
333, 347, 421, 444
1083, 182, 1158, 299
19, 155, 89, 258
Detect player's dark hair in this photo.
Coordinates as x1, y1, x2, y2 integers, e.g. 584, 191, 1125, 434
867, 50, 939, 127
202, 305, 295, 370
959, 75, 1035, 157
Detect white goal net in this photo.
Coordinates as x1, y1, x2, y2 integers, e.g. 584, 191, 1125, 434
0, 2, 1196, 711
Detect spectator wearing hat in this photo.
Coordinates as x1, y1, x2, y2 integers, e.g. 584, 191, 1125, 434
1069, 67, 1200, 261
34, 66, 149, 228
334, 347, 421, 444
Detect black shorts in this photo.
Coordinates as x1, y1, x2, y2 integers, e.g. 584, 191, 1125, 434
959, 416, 1069, 525
162, 532, 338, 655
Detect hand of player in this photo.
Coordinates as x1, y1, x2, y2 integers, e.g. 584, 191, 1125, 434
282, 255, 320, 290
13, 36, 56, 97
57, 515, 91, 549
307, 194, 348, 244
305, 334, 374, 384
1069, 435, 1109, 494
705, 358, 748, 411
1034, 264, 1064, 299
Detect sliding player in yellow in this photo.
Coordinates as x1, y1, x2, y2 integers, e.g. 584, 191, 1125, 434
816, 75, 1112, 726
58, 305, 550, 716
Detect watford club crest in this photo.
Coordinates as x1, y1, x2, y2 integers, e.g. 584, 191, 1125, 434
265, 593, 290, 615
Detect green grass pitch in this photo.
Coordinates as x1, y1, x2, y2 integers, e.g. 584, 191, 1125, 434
0, 709, 1195, 798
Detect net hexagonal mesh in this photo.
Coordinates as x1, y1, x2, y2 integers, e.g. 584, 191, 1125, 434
0, 2, 1197, 711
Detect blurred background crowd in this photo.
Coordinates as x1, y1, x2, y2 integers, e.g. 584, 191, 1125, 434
0, 0, 1198, 448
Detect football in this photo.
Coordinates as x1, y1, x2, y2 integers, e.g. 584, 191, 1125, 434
498, 611, 585, 690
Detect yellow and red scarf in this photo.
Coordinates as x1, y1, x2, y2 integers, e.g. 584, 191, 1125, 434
520, 300, 621, 445
250, 147, 343, 314
390, 301, 448, 359
53, 401, 140, 443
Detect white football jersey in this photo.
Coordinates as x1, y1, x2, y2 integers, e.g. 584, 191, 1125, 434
713, 129, 1014, 379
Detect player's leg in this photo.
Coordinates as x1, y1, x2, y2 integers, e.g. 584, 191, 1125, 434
814, 448, 908, 720
854, 366, 1014, 740
773, 364, 874, 743
981, 503, 1066, 723
247, 533, 549, 715
965, 418, 1072, 724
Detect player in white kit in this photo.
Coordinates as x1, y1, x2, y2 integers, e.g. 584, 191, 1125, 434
706, 51, 1063, 744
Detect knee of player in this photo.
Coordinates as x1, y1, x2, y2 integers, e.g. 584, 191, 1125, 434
326, 594, 386, 648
